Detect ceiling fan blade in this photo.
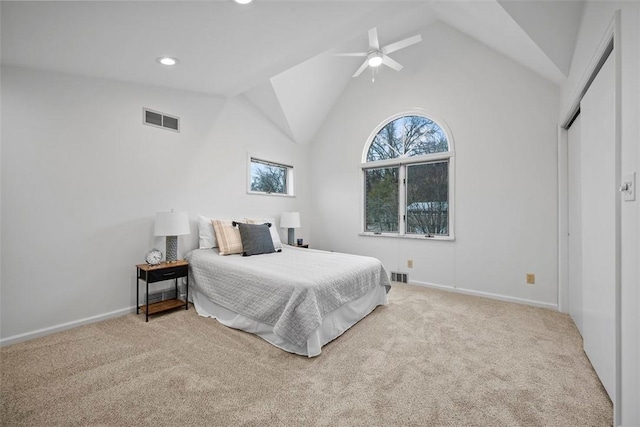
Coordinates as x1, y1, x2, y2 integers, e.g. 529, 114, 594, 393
382, 55, 403, 72
382, 34, 422, 55
368, 27, 380, 50
353, 59, 370, 77
334, 52, 368, 57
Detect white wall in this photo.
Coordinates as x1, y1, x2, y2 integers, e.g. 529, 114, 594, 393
0, 66, 311, 343
310, 22, 560, 308
560, 3, 640, 426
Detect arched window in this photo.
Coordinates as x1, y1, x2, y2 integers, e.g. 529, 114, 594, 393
362, 113, 454, 239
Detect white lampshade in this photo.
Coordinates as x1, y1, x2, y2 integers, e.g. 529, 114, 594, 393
280, 212, 301, 229
154, 211, 190, 236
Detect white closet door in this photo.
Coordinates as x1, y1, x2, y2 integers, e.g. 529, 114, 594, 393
567, 114, 583, 336
580, 54, 615, 400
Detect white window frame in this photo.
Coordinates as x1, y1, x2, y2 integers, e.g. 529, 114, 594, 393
247, 155, 295, 197
360, 110, 455, 241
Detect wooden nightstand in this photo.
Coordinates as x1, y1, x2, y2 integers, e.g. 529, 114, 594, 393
136, 260, 188, 322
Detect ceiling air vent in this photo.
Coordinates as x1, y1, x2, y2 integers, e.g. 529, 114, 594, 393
143, 108, 180, 132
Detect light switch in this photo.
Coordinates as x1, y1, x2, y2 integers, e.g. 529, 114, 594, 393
621, 172, 636, 201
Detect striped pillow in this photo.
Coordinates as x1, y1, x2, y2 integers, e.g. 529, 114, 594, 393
211, 219, 243, 255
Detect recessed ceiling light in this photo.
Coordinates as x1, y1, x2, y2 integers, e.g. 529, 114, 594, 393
234, 0, 253, 4
156, 57, 178, 66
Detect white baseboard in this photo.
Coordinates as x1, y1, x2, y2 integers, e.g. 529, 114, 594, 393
1, 282, 558, 346
407, 280, 559, 311
0, 306, 136, 347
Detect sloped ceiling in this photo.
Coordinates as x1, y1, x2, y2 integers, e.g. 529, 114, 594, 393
498, 0, 584, 77
244, 51, 355, 144
0, 1, 584, 145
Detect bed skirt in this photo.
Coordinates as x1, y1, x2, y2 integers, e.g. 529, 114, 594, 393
191, 284, 388, 357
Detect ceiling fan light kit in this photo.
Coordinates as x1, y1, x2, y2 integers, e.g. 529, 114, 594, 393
337, 27, 422, 80
367, 52, 383, 67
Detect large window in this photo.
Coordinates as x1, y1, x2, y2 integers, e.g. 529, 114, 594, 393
248, 157, 294, 196
362, 114, 454, 239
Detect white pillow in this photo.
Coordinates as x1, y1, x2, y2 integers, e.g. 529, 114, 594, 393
198, 215, 217, 248
245, 217, 283, 251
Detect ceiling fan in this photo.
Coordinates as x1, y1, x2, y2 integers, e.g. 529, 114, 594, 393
336, 28, 422, 79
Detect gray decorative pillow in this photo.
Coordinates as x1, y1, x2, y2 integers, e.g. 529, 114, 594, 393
236, 222, 276, 256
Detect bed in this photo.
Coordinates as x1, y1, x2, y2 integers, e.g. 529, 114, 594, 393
185, 238, 390, 357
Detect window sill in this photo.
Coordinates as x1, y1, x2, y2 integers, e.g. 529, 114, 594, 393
246, 191, 295, 198
359, 232, 455, 242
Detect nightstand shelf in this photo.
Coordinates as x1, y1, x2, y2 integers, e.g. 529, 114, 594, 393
136, 260, 189, 322
139, 299, 186, 315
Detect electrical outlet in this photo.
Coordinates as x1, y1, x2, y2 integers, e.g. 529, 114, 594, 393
407, 259, 413, 268
526, 273, 535, 284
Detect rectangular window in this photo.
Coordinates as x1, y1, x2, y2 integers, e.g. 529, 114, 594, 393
406, 161, 449, 236
249, 157, 294, 196
364, 167, 399, 233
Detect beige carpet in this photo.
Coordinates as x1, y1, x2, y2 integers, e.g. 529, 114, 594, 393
1, 283, 611, 426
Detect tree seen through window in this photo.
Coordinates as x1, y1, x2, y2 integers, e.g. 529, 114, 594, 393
250, 158, 290, 195
364, 115, 452, 236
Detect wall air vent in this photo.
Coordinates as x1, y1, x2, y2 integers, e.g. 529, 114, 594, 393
390, 272, 408, 283
143, 108, 180, 132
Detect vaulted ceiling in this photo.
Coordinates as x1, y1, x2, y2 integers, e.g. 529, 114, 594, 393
1, 0, 584, 144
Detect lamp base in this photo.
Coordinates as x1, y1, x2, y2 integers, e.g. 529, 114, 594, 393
287, 228, 296, 246
166, 235, 178, 262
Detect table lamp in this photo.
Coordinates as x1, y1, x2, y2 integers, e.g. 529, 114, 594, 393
280, 212, 301, 246
154, 210, 190, 262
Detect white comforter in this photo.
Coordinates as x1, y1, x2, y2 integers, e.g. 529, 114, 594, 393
186, 246, 390, 347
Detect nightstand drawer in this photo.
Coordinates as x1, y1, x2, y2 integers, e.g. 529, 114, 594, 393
146, 265, 188, 283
